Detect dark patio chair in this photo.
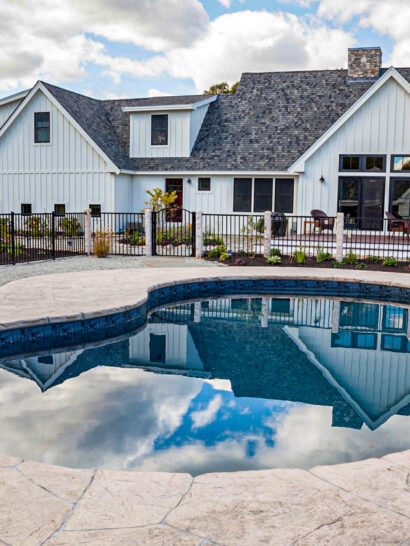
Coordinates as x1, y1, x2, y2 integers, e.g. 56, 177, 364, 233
385, 211, 404, 233
310, 210, 335, 232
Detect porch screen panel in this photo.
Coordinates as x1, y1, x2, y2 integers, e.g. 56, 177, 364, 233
233, 178, 252, 212
254, 178, 273, 212
275, 178, 294, 213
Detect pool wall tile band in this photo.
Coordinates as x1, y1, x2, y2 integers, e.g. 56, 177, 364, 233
0, 278, 409, 358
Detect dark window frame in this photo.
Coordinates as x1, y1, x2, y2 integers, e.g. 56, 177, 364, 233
389, 177, 410, 218
151, 114, 168, 146
339, 154, 386, 173
381, 334, 410, 353
391, 155, 410, 172
233, 178, 252, 212
331, 331, 377, 350
275, 178, 294, 213
89, 204, 101, 218
253, 178, 273, 212
54, 204, 66, 217
198, 177, 211, 191
34, 112, 50, 144
21, 203, 32, 215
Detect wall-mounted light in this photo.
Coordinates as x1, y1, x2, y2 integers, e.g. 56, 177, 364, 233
319, 176, 325, 184
187, 178, 192, 184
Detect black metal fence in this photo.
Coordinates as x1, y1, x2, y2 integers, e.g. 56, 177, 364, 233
203, 213, 264, 255
91, 212, 145, 256
0, 212, 85, 265
153, 208, 195, 257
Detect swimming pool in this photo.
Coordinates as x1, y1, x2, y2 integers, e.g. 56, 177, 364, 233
0, 293, 409, 475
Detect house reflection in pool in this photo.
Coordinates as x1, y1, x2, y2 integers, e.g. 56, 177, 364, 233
3, 297, 410, 432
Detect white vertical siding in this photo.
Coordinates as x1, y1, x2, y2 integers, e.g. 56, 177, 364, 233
299, 78, 410, 215
0, 89, 114, 212
130, 111, 191, 158
189, 104, 210, 151
114, 174, 135, 211
0, 100, 22, 126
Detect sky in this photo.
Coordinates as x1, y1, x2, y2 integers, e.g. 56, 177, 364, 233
0, 0, 409, 100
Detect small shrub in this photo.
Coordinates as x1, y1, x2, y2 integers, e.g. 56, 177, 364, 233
342, 252, 358, 265
267, 255, 281, 265
382, 256, 398, 267
234, 258, 247, 266
130, 232, 145, 245
58, 217, 82, 237
93, 229, 111, 258
0, 218, 10, 243
203, 234, 224, 246
207, 244, 227, 258
219, 252, 229, 261
270, 248, 281, 257
292, 246, 307, 264
356, 263, 368, 270
367, 255, 383, 263
332, 262, 343, 268
316, 246, 332, 264
25, 216, 47, 237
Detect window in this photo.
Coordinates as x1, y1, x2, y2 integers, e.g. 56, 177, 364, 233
275, 178, 294, 213
21, 203, 32, 215
382, 306, 407, 332
198, 177, 211, 191
340, 155, 361, 171
339, 302, 379, 329
34, 112, 50, 143
390, 178, 410, 218
331, 332, 377, 349
381, 335, 410, 353
231, 298, 248, 311
253, 178, 272, 212
339, 155, 385, 172
392, 155, 410, 172
233, 178, 252, 212
54, 204, 65, 216
38, 355, 53, 365
271, 299, 291, 314
151, 114, 168, 145
149, 334, 166, 363
89, 204, 101, 218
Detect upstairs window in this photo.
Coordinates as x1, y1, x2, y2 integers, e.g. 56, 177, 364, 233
21, 203, 32, 215
34, 112, 50, 143
198, 177, 211, 191
392, 155, 410, 172
151, 114, 168, 146
233, 178, 252, 212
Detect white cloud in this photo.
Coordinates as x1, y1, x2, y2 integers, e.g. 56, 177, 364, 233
148, 89, 172, 98
218, 0, 231, 7
191, 394, 223, 429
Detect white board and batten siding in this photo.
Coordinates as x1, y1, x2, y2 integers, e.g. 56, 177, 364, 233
0, 89, 114, 213
0, 100, 23, 127
299, 77, 410, 216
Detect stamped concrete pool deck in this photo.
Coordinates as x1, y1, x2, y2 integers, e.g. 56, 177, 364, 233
0, 265, 409, 545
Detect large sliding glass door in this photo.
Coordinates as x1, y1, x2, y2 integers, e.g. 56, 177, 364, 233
390, 178, 410, 218
338, 177, 385, 229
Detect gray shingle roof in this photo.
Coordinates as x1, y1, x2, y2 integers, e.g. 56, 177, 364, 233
42, 68, 410, 173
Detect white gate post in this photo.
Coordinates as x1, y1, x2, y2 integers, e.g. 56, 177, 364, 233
195, 210, 203, 258
263, 210, 271, 258
335, 212, 344, 263
145, 209, 153, 257
84, 208, 92, 256
331, 300, 341, 334
194, 301, 201, 323
261, 297, 269, 328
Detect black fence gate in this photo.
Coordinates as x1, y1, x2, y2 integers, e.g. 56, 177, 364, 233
152, 208, 196, 257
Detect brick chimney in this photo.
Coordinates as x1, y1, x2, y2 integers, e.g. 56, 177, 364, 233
347, 47, 382, 81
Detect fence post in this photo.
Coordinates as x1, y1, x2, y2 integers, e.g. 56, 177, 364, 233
51, 212, 56, 260
195, 210, 203, 258
145, 209, 153, 257
84, 208, 92, 256
263, 210, 271, 258
335, 212, 344, 263
10, 212, 15, 265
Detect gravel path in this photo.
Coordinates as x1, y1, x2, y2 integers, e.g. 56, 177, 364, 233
0, 255, 219, 287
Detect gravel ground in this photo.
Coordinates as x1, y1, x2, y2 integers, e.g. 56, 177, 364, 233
0, 255, 220, 287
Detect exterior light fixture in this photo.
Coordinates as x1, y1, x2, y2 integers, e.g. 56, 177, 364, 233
187, 178, 192, 184
319, 176, 325, 184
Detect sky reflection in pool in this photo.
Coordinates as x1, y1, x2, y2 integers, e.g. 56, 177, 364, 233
0, 295, 409, 474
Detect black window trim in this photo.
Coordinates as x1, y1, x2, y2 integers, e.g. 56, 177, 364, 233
34, 112, 51, 144
198, 177, 211, 192
151, 114, 168, 146
339, 154, 386, 173
391, 154, 410, 172
389, 176, 410, 217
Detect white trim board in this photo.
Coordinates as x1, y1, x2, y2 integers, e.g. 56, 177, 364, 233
0, 89, 29, 108
290, 67, 410, 173
122, 95, 217, 113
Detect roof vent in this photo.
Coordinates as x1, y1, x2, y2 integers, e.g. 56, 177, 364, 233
347, 47, 382, 82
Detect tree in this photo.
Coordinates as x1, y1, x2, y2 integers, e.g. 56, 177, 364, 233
204, 81, 239, 95
144, 188, 178, 212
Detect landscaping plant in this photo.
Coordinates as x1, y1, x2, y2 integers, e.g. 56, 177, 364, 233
316, 246, 332, 263
267, 255, 281, 265
219, 252, 229, 261
93, 229, 112, 258
382, 257, 398, 267
356, 263, 368, 269
270, 248, 281, 257
207, 244, 227, 258
292, 246, 307, 264
58, 217, 82, 237
342, 252, 358, 265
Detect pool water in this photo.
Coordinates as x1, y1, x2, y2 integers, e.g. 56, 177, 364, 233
0, 295, 409, 475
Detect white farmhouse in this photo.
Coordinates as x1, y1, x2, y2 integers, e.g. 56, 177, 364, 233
0, 47, 409, 225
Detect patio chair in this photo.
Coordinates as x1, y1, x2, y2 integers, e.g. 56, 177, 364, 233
385, 211, 405, 233
310, 210, 335, 232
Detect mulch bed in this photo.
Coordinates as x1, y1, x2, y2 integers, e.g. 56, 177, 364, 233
205, 254, 410, 273
0, 249, 82, 265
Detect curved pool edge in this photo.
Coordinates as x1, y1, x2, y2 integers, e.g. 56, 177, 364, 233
0, 267, 409, 358
0, 449, 409, 544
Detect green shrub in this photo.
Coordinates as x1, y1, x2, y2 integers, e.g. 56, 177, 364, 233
203, 232, 224, 246
316, 246, 332, 263
292, 246, 306, 264
367, 255, 383, 263
58, 217, 82, 237
356, 263, 368, 270
342, 252, 358, 265
208, 244, 227, 258
130, 232, 145, 245
25, 216, 47, 237
267, 255, 281, 265
270, 248, 281, 257
332, 262, 343, 268
382, 257, 398, 267
219, 252, 229, 261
